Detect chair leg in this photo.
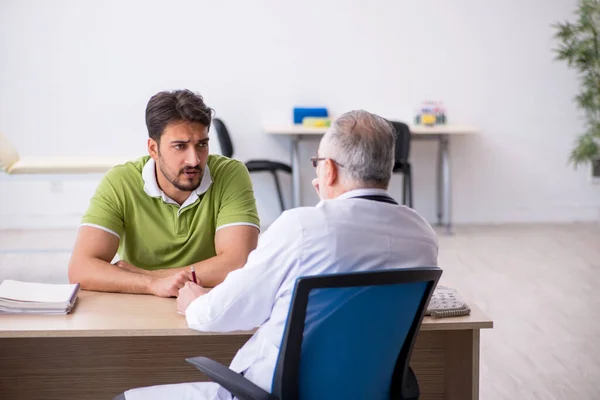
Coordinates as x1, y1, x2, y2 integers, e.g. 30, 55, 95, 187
270, 171, 286, 212
402, 173, 408, 206
406, 165, 413, 208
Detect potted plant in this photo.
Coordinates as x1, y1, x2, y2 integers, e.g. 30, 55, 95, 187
553, 0, 600, 175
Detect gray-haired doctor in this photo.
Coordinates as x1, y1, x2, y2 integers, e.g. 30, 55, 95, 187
119, 110, 438, 400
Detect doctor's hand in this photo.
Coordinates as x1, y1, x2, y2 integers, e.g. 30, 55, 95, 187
177, 281, 209, 315
149, 271, 191, 298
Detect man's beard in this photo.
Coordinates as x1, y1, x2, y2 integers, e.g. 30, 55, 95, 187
158, 155, 202, 192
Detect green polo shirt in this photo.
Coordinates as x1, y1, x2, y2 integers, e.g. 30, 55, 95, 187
80, 154, 260, 270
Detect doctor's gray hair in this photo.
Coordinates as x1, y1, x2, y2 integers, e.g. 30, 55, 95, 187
321, 110, 396, 187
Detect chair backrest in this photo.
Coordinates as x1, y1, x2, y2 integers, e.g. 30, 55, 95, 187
389, 121, 411, 164
212, 118, 234, 158
0, 132, 20, 173
271, 267, 442, 400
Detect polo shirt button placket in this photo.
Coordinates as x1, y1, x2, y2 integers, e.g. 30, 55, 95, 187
176, 206, 189, 236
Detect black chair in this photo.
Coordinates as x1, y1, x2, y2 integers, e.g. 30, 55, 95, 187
213, 118, 292, 212
186, 267, 442, 400
389, 121, 413, 208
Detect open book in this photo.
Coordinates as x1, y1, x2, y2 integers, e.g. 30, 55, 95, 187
0, 280, 80, 314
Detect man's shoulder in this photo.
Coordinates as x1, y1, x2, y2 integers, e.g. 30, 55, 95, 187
207, 154, 252, 193
319, 199, 437, 242
207, 154, 246, 175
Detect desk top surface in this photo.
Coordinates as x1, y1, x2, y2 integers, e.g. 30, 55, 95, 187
264, 124, 480, 136
0, 290, 493, 338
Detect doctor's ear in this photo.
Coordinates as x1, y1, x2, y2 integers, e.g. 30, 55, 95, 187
325, 159, 338, 185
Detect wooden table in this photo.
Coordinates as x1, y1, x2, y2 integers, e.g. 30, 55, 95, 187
265, 124, 480, 234
0, 290, 493, 400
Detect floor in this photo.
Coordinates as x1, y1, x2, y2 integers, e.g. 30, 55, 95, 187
1, 223, 599, 399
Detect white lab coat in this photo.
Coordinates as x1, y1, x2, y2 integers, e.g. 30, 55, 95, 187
124, 188, 438, 400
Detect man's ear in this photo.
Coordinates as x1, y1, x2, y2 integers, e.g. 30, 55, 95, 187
325, 159, 338, 186
148, 138, 159, 160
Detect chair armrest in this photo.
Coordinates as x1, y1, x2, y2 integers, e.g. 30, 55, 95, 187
186, 356, 278, 400
402, 366, 420, 400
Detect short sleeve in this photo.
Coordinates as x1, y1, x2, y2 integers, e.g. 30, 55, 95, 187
80, 168, 125, 238
215, 161, 260, 230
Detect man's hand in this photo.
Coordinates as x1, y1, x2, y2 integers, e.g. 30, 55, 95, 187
149, 271, 192, 298
177, 281, 209, 314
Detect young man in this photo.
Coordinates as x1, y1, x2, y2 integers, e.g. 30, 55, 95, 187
118, 109, 438, 399
68, 89, 260, 297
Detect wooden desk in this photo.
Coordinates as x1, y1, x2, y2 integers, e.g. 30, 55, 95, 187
0, 290, 493, 400
265, 124, 480, 234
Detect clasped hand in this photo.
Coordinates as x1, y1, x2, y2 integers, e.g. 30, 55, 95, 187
113, 260, 208, 307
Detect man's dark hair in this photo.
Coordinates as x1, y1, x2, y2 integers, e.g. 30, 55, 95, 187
145, 89, 214, 143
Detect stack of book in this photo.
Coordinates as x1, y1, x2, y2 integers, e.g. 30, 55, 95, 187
0, 280, 81, 314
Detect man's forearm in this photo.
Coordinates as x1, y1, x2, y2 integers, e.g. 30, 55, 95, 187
69, 257, 154, 294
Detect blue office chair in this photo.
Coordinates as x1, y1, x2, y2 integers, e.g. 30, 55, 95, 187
186, 267, 442, 400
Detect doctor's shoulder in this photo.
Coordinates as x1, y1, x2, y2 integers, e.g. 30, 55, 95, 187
266, 206, 324, 234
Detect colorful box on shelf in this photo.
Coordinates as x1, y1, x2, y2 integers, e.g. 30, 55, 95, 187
293, 107, 329, 124
415, 101, 447, 126
302, 117, 331, 127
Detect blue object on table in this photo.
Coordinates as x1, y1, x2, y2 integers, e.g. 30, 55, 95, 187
293, 107, 329, 124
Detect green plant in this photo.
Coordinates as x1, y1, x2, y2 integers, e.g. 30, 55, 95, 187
553, 0, 600, 167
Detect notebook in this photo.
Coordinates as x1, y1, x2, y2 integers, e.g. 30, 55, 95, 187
0, 280, 81, 314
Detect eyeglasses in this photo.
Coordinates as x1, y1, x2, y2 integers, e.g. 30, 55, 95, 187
310, 156, 345, 168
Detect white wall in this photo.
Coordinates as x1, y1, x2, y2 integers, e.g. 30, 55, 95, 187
1, 0, 598, 229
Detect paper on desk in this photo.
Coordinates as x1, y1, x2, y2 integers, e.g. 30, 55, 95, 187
0, 280, 79, 303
